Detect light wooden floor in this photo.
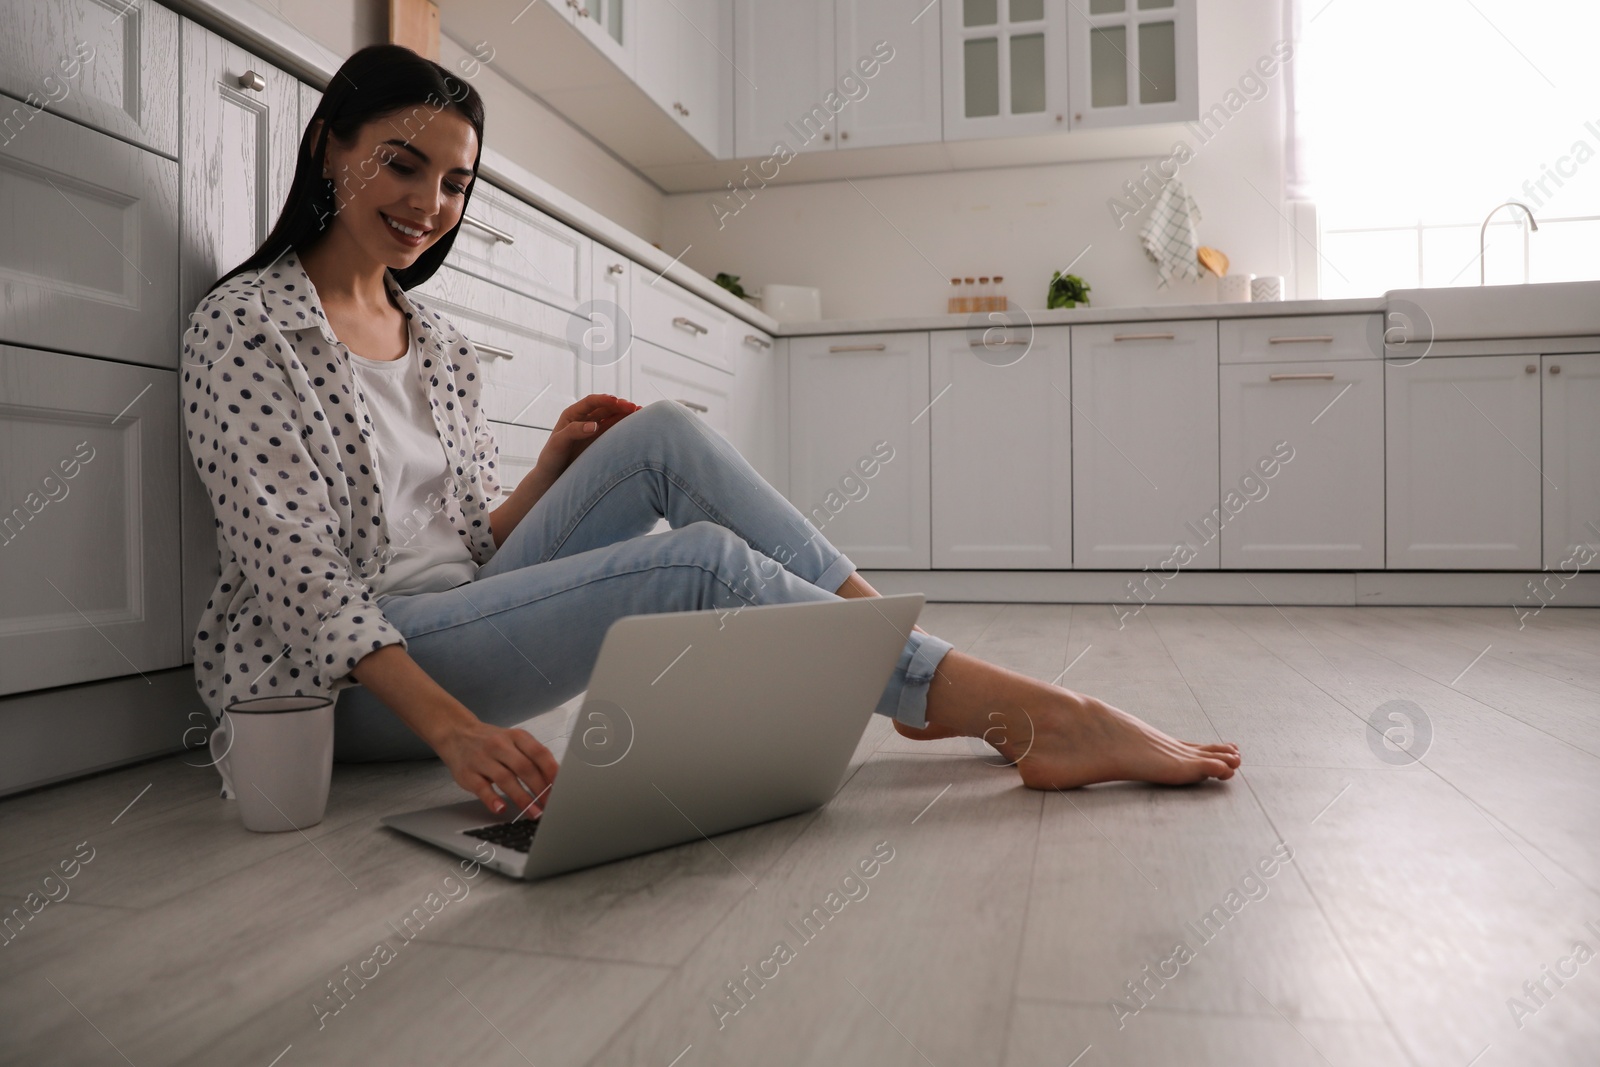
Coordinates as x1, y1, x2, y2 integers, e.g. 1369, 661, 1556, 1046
3, 605, 1598, 1067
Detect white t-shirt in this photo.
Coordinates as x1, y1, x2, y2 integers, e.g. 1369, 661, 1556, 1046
348, 330, 479, 597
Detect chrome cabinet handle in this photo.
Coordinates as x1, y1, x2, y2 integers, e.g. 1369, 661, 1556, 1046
1268, 372, 1335, 381
1113, 332, 1175, 341
1526, 363, 1537, 374
1268, 335, 1335, 344
676, 399, 709, 413
607, 262, 625, 276
468, 338, 515, 360
461, 213, 515, 245
672, 316, 709, 336
828, 343, 887, 352
970, 338, 1029, 346
1550, 364, 1561, 375
743, 334, 772, 349
238, 70, 266, 92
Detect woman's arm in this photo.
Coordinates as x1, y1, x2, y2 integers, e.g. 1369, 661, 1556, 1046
349, 643, 558, 817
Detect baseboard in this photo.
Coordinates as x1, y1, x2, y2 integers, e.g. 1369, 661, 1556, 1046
857, 570, 1600, 608
0, 667, 207, 798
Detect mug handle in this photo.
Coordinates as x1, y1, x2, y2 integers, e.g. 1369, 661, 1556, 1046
209, 713, 236, 800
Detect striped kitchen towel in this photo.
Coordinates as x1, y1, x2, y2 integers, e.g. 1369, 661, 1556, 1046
1138, 180, 1203, 289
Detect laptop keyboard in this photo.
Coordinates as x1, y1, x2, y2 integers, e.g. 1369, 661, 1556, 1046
462, 818, 540, 853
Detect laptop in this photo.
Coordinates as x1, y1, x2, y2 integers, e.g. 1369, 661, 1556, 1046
381, 593, 926, 880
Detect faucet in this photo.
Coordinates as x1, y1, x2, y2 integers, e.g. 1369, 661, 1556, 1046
1479, 200, 1539, 284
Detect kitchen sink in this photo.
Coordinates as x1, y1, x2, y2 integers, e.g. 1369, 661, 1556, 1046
1385, 280, 1600, 342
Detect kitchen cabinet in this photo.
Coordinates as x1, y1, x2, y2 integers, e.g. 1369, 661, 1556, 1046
446, 178, 593, 315
789, 333, 931, 569
1219, 360, 1384, 569
1071, 320, 1218, 569
0, 0, 180, 157
930, 325, 1072, 568
1386, 354, 1542, 569
1542, 352, 1600, 570
585, 252, 633, 399
1067, 0, 1197, 129
633, 268, 737, 371
570, 0, 634, 77
942, 0, 1068, 140
177, 20, 300, 662
0, 345, 185, 695
734, 0, 943, 157
733, 0, 835, 157
729, 329, 788, 498
635, 0, 732, 156
0, 105, 180, 369
632, 338, 735, 438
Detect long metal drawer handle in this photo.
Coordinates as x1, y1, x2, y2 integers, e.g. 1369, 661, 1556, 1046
828, 343, 887, 352
744, 334, 772, 349
1113, 332, 1175, 341
673, 316, 709, 335
969, 338, 1029, 346
1268, 335, 1335, 344
238, 70, 266, 92
468, 338, 516, 360
1268, 372, 1336, 381
676, 399, 709, 413
461, 213, 515, 245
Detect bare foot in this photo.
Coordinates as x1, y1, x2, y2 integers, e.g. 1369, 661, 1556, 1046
908, 650, 1241, 789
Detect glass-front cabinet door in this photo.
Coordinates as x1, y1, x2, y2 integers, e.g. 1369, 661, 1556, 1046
573, 0, 633, 76
942, 0, 1069, 140
1067, 0, 1196, 128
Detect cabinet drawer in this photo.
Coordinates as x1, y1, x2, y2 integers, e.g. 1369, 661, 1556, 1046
0, 104, 179, 368
0, 344, 184, 694
410, 265, 579, 431
632, 271, 734, 371
0, 0, 180, 156
448, 179, 591, 313
1220, 314, 1381, 364
631, 338, 733, 439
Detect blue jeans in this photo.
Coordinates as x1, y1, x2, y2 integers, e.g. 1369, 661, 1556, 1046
332, 398, 955, 761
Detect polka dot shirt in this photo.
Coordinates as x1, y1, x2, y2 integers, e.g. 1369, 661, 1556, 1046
179, 248, 504, 722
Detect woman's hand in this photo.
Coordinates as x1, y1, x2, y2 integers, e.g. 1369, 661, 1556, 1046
535, 394, 641, 480
432, 718, 561, 818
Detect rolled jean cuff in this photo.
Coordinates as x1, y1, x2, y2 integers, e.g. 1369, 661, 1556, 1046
813, 551, 857, 596
875, 629, 956, 729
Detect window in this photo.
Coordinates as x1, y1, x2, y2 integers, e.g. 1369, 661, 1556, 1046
1293, 0, 1600, 296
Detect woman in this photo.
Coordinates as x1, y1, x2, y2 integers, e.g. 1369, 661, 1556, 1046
181, 45, 1239, 821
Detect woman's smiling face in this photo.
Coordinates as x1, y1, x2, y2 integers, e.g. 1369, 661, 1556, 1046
318, 104, 478, 269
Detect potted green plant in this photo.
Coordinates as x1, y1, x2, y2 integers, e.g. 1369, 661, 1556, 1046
713, 272, 748, 298
1047, 271, 1091, 309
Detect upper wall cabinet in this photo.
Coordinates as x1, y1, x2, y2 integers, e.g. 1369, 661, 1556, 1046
1067, 0, 1197, 129
0, 0, 180, 157
734, 0, 942, 157
635, 0, 732, 156
572, 0, 634, 76
942, 0, 1069, 140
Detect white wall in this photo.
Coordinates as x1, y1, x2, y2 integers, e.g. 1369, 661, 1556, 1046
251, 0, 666, 242
658, 0, 1293, 319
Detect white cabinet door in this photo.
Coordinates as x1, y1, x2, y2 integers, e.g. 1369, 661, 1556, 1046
1542, 352, 1600, 570
632, 338, 735, 438
1, 345, 184, 694
638, 0, 733, 156
1066, 0, 1197, 129
1071, 321, 1218, 569
931, 325, 1071, 567
573, 0, 634, 76
0, 0, 180, 156
1219, 360, 1384, 569
789, 333, 930, 569
942, 0, 1068, 140
585, 253, 633, 399
1386, 355, 1542, 569
728, 328, 788, 497
734, 0, 835, 157
835, 0, 942, 149
675, 0, 734, 155
178, 19, 299, 318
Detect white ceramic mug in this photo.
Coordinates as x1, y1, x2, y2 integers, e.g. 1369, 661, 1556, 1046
210, 695, 335, 832
1218, 274, 1255, 303
1251, 275, 1285, 302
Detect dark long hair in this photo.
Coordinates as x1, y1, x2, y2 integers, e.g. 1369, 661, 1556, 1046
206, 43, 486, 297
